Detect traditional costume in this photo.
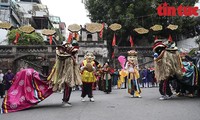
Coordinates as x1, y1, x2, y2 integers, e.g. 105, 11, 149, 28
102, 62, 112, 93
80, 52, 96, 102
153, 40, 182, 100
96, 64, 103, 91
1, 68, 53, 113
112, 69, 119, 88
124, 50, 141, 98
47, 40, 82, 106
117, 70, 126, 89
176, 53, 198, 97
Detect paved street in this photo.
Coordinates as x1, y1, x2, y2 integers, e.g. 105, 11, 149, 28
0, 88, 200, 120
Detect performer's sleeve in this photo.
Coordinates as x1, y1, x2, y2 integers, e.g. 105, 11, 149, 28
124, 62, 128, 70
92, 62, 96, 71
185, 55, 196, 64
134, 68, 140, 79
80, 62, 85, 71
136, 65, 139, 70
56, 47, 60, 56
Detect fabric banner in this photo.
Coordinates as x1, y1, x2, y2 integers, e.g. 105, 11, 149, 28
99, 23, 104, 39
49, 35, 53, 45
129, 35, 134, 47
112, 33, 116, 46
13, 32, 20, 44
168, 34, 173, 42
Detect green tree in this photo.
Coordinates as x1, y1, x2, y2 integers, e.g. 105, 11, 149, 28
7, 29, 45, 45
55, 28, 65, 42
84, 0, 198, 45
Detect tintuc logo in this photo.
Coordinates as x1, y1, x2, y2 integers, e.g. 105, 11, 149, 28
157, 2, 199, 16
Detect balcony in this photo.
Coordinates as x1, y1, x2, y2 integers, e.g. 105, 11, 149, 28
0, 0, 10, 7
32, 4, 48, 17
78, 41, 106, 47
20, 0, 41, 4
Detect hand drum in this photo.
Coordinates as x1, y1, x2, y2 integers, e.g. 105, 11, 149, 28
85, 63, 93, 72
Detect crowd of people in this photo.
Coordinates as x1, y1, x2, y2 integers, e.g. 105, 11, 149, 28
93, 66, 158, 91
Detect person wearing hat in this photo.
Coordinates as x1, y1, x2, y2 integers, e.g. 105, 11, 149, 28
80, 52, 96, 102
47, 40, 82, 106
124, 50, 141, 98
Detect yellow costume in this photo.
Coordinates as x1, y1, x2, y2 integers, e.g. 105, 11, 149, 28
117, 70, 127, 89
80, 52, 96, 102
125, 50, 141, 98
81, 60, 96, 83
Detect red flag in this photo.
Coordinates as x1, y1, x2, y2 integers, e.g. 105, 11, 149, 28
112, 33, 116, 46
13, 32, 20, 44
75, 33, 79, 40
49, 35, 53, 45
67, 32, 73, 43
73, 32, 79, 40
168, 34, 173, 42
129, 35, 134, 47
112, 52, 115, 58
154, 36, 158, 41
99, 23, 104, 39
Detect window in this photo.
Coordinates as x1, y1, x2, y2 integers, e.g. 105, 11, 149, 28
49, 16, 61, 24
1, 0, 8, 3
87, 34, 92, 41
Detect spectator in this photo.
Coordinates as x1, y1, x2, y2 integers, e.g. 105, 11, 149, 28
0, 70, 4, 98
147, 67, 154, 88
3, 69, 14, 91
112, 69, 120, 89
142, 67, 148, 88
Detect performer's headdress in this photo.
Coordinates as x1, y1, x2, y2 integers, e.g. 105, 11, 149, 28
58, 40, 79, 55
127, 50, 137, 56
84, 52, 95, 60
152, 39, 167, 52
62, 41, 67, 45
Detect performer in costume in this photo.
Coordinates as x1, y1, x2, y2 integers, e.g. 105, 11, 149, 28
99, 66, 105, 91
92, 60, 100, 90
0, 40, 82, 113
153, 39, 183, 100
112, 69, 120, 89
102, 62, 112, 94
1, 68, 53, 113
80, 52, 96, 102
118, 70, 126, 89
47, 40, 82, 106
96, 64, 103, 90
176, 53, 198, 98
124, 50, 141, 98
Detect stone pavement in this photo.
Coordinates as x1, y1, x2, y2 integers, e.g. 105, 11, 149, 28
1, 88, 200, 120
